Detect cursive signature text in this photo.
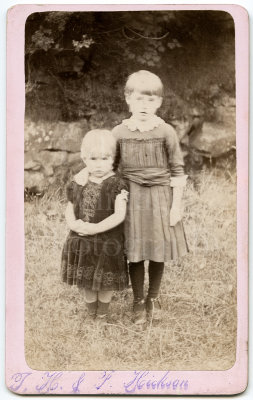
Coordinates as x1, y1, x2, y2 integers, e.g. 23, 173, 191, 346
95, 370, 115, 390
8, 369, 189, 394
35, 372, 63, 394
72, 372, 86, 393
124, 371, 189, 393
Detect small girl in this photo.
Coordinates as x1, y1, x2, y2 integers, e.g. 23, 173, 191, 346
75, 71, 188, 325
61, 129, 129, 323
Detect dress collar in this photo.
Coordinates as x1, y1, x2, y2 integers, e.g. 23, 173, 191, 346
122, 115, 165, 133
88, 171, 115, 184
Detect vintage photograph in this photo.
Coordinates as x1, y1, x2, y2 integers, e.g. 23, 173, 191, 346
24, 10, 237, 371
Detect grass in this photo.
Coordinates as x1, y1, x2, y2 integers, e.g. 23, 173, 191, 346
25, 164, 237, 371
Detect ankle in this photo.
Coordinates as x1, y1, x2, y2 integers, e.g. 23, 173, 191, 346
86, 301, 97, 320
146, 297, 161, 311
97, 300, 110, 317
133, 298, 145, 312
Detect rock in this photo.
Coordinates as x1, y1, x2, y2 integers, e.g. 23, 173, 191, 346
221, 96, 236, 107
24, 153, 41, 171
25, 149, 69, 178
25, 119, 89, 153
170, 119, 189, 141
188, 122, 235, 158
214, 105, 235, 127
181, 98, 236, 164
24, 118, 90, 191
24, 170, 46, 191
68, 152, 81, 164
49, 121, 88, 152
34, 150, 68, 168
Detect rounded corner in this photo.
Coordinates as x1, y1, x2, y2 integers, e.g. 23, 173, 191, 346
231, 377, 248, 395
224, 5, 249, 28
7, 5, 40, 26
234, 4, 249, 19
224, 356, 248, 395
6, 4, 18, 20
7, 4, 19, 13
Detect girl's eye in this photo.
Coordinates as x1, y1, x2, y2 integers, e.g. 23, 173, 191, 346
102, 157, 108, 160
149, 98, 155, 102
90, 157, 97, 160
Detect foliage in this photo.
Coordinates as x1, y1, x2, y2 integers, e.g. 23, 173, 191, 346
25, 11, 235, 123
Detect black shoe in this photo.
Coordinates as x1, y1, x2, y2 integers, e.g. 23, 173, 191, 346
96, 314, 108, 327
86, 301, 97, 320
146, 297, 162, 322
96, 300, 110, 325
133, 298, 146, 325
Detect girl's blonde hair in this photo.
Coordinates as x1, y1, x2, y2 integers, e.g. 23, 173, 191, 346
81, 129, 116, 159
125, 70, 163, 97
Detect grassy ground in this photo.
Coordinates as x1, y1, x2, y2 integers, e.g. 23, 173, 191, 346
25, 164, 237, 371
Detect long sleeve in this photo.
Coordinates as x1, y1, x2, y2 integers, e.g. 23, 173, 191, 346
164, 124, 187, 186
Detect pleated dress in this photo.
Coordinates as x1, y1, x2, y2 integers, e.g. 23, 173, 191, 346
112, 119, 189, 263
61, 174, 129, 291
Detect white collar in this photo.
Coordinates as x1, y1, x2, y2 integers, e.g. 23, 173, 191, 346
122, 115, 165, 133
88, 171, 115, 184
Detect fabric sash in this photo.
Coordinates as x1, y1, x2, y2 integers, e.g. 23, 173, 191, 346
122, 167, 170, 186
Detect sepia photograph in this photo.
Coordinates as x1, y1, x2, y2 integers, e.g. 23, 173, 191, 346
23, 9, 238, 372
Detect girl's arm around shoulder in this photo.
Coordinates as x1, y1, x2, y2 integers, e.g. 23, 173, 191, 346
112, 124, 125, 140
111, 124, 121, 136
74, 167, 88, 186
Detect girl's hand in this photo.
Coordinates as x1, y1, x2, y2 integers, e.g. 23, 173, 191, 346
170, 207, 181, 226
118, 189, 129, 202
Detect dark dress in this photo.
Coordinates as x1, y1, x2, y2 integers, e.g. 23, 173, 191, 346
61, 174, 129, 291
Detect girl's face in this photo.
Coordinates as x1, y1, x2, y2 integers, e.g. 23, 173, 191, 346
126, 91, 162, 122
84, 153, 114, 178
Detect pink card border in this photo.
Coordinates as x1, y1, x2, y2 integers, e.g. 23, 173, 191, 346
6, 3, 249, 395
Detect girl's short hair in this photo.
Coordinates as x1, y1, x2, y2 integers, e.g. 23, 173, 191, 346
125, 70, 163, 97
81, 129, 116, 159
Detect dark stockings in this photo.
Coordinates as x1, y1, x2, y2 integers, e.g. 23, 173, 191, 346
129, 261, 145, 301
129, 260, 164, 301
147, 261, 164, 299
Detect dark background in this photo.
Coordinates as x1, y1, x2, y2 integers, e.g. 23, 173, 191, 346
24, 11, 236, 192
25, 10, 235, 124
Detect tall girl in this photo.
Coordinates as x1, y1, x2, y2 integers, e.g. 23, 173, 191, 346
61, 129, 129, 323
111, 70, 188, 324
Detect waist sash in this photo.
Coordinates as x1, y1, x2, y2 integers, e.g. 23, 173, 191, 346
122, 167, 170, 186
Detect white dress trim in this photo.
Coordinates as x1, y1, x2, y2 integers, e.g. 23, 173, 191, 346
74, 168, 115, 186
122, 115, 165, 133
